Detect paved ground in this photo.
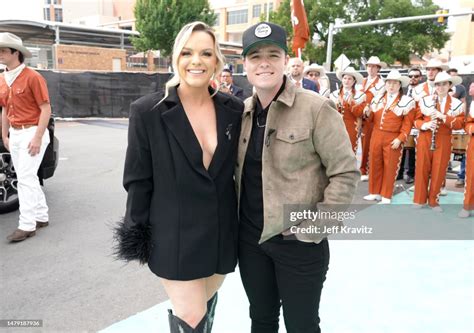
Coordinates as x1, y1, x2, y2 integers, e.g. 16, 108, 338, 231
0, 119, 472, 333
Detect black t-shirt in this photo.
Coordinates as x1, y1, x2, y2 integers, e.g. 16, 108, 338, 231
240, 77, 286, 241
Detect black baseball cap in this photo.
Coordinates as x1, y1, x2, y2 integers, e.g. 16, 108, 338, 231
242, 22, 288, 57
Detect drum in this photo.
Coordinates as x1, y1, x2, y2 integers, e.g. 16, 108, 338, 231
452, 130, 469, 154
405, 128, 419, 149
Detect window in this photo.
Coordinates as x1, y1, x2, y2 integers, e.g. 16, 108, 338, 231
44, 0, 51, 4
227, 9, 248, 25
252, 5, 261, 18
214, 13, 220, 26
54, 8, 63, 22
264, 2, 274, 15
43, 8, 51, 21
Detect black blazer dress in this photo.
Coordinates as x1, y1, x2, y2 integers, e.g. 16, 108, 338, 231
114, 86, 243, 281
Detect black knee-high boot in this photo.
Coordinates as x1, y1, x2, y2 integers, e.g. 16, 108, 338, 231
206, 292, 218, 331
168, 309, 208, 333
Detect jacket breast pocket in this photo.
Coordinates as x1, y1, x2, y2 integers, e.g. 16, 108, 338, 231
274, 128, 313, 173
276, 128, 310, 144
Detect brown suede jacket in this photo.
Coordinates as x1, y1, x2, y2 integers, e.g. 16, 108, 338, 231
235, 78, 360, 244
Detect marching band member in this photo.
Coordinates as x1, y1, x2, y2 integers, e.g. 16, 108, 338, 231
359, 56, 386, 181
413, 59, 449, 101
458, 82, 474, 218
413, 59, 451, 195
363, 70, 415, 204
413, 72, 464, 212
329, 67, 366, 153
397, 67, 423, 184
304, 63, 330, 97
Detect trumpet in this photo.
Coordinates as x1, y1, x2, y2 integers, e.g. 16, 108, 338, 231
430, 93, 440, 151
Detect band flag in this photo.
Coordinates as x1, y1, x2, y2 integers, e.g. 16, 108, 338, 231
291, 0, 310, 56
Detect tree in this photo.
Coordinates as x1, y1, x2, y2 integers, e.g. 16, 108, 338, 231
133, 0, 217, 57
270, 0, 450, 68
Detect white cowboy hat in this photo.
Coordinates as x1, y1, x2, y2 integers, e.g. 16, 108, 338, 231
425, 59, 449, 71
384, 69, 410, 88
434, 71, 462, 86
303, 63, 326, 77
0, 32, 32, 58
336, 66, 364, 85
366, 56, 387, 69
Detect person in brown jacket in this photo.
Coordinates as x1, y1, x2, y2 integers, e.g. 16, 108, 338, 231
413, 72, 464, 211
236, 22, 359, 333
330, 66, 366, 153
363, 70, 416, 204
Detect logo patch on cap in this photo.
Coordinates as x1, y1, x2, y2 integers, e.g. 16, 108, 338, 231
254, 23, 272, 38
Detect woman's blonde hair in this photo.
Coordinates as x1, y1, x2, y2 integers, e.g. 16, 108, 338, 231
162, 21, 225, 100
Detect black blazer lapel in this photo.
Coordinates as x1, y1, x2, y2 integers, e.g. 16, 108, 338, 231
208, 93, 242, 179
161, 90, 210, 180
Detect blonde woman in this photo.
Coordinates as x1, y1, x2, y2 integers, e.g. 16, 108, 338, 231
114, 22, 243, 332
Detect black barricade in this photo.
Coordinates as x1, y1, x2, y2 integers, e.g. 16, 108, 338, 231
40, 70, 170, 118
38, 70, 473, 118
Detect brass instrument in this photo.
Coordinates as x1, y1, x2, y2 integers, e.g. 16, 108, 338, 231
430, 93, 440, 151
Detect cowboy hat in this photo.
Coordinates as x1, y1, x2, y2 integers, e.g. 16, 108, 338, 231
384, 69, 410, 88
434, 71, 462, 86
303, 63, 326, 77
336, 66, 364, 85
425, 59, 449, 71
0, 33, 32, 58
366, 56, 387, 69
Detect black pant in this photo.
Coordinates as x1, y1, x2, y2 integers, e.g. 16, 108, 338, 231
399, 148, 416, 178
238, 231, 330, 333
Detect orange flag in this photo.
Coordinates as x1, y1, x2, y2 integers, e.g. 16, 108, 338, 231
291, 0, 310, 57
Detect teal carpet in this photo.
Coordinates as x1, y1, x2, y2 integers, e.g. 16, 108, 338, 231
391, 188, 465, 204
101, 191, 473, 333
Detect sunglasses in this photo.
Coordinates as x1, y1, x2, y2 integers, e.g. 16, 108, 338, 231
307, 72, 320, 77
408, 75, 420, 78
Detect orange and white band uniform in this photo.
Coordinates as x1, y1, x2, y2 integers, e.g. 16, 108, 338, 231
359, 76, 385, 175
412, 81, 435, 102
318, 87, 331, 98
413, 95, 464, 207
329, 88, 366, 153
366, 93, 415, 198
464, 103, 474, 211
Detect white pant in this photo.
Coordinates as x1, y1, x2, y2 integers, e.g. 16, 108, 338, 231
9, 126, 50, 231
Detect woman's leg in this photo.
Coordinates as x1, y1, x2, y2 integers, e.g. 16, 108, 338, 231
204, 274, 226, 330
368, 131, 384, 195
205, 274, 225, 300
160, 277, 207, 329
380, 136, 403, 199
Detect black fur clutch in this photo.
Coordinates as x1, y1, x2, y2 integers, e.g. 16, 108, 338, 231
112, 218, 152, 265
